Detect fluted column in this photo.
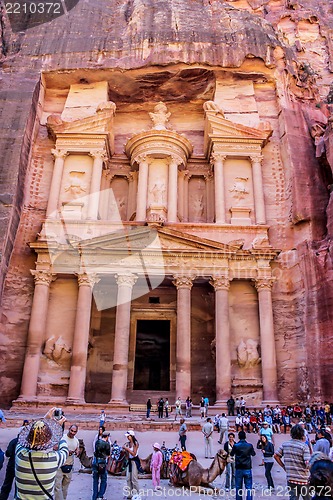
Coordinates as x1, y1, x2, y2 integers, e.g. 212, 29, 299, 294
255, 278, 278, 403
67, 273, 99, 403
168, 157, 180, 223
211, 153, 226, 224
99, 169, 109, 221
136, 155, 149, 221
205, 172, 214, 223
178, 171, 185, 221
87, 151, 106, 220
210, 275, 231, 403
19, 270, 56, 399
110, 273, 138, 403
173, 275, 194, 399
251, 154, 266, 224
46, 149, 68, 218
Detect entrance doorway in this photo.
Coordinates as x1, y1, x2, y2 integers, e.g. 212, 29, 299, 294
134, 320, 170, 391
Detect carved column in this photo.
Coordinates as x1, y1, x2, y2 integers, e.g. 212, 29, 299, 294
211, 153, 226, 224
136, 155, 149, 221
99, 169, 109, 221
183, 171, 191, 222
178, 171, 185, 222
127, 172, 138, 221
19, 270, 56, 399
46, 149, 68, 218
173, 275, 194, 399
255, 278, 278, 403
110, 273, 138, 403
87, 151, 106, 220
205, 172, 214, 223
67, 273, 99, 403
168, 157, 180, 223
251, 154, 266, 225
210, 275, 231, 403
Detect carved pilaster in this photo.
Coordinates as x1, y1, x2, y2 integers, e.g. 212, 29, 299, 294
254, 278, 275, 291
51, 149, 68, 160
31, 270, 57, 286
89, 150, 108, 161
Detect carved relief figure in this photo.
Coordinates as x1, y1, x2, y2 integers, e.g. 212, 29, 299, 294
64, 171, 87, 197
44, 336, 72, 365
229, 177, 249, 200
203, 100, 224, 117
149, 102, 171, 130
237, 339, 261, 368
150, 180, 166, 204
191, 194, 204, 218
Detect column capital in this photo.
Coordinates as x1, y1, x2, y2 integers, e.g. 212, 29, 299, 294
183, 170, 192, 181
30, 270, 57, 286
136, 153, 152, 165
168, 155, 183, 167
51, 149, 68, 160
250, 153, 264, 163
77, 272, 100, 287
172, 275, 195, 289
210, 152, 227, 165
209, 275, 230, 291
89, 150, 108, 161
204, 172, 214, 182
115, 273, 138, 288
255, 277, 275, 291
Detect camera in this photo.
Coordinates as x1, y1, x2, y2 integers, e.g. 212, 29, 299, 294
54, 408, 63, 419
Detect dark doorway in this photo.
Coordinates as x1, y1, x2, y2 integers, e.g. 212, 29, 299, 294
134, 320, 170, 391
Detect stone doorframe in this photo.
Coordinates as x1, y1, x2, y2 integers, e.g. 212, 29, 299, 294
127, 307, 177, 393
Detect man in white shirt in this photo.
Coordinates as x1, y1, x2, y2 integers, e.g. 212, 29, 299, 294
202, 418, 214, 458
54, 424, 79, 500
218, 413, 229, 444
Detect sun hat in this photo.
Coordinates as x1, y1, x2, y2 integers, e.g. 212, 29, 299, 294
125, 430, 135, 437
153, 442, 161, 450
18, 418, 63, 451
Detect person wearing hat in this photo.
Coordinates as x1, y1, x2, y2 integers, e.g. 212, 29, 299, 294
123, 431, 141, 499
150, 443, 163, 491
54, 424, 79, 500
92, 431, 111, 500
15, 407, 69, 500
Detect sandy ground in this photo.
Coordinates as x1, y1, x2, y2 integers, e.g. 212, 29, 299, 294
0, 422, 304, 500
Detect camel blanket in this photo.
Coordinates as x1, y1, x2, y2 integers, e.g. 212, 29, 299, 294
169, 451, 193, 471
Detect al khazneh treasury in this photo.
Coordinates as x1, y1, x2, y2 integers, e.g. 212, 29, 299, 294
0, 0, 333, 409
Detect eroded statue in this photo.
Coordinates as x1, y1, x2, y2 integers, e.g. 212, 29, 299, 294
237, 339, 261, 368
44, 336, 72, 365
149, 102, 171, 130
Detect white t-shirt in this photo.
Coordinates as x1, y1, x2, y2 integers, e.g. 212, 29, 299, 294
63, 433, 79, 465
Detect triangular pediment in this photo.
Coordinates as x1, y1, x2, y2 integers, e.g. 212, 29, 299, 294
67, 225, 240, 254
46, 105, 115, 138
204, 108, 272, 157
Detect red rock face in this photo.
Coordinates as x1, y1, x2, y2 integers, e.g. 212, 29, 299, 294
0, 0, 333, 407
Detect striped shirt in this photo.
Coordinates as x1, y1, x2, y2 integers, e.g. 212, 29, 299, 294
15, 439, 68, 499
275, 439, 311, 484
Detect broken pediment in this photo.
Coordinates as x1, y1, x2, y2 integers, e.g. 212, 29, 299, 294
203, 101, 272, 158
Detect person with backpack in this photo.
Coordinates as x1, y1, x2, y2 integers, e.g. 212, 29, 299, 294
92, 431, 111, 500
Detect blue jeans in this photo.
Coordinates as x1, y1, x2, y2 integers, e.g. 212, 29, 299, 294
225, 461, 235, 489
92, 462, 107, 500
235, 469, 253, 500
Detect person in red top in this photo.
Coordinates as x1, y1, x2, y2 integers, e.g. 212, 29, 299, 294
293, 404, 302, 419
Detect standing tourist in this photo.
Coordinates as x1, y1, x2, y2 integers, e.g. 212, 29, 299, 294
185, 397, 192, 418
157, 398, 164, 419
174, 397, 182, 421
146, 399, 152, 419
0, 435, 18, 499
164, 398, 169, 418
123, 430, 141, 500
99, 410, 106, 428
202, 417, 214, 459
274, 423, 311, 500
240, 397, 246, 416
218, 413, 229, 444
150, 442, 163, 491
227, 396, 235, 416
15, 407, 68, 499
259, 435, 275, 491
224, 432, 236, 491
179, 418, 187, 451
200, 397, 205, 419
54, 424, 79, 500
313, 429, 330, 456
204, 396, 209, 417
92, 431, 111, 500
230, 430, 256, 500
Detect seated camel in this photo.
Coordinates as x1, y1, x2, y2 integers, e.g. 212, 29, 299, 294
169, 449, 227, 493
